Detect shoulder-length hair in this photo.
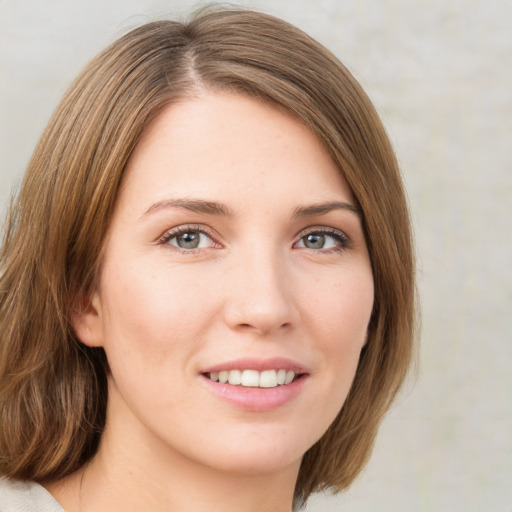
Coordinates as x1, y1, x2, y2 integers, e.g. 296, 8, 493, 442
0, 7, 415, 504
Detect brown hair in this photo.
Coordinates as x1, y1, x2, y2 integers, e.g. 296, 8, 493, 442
0, 7, 415, 504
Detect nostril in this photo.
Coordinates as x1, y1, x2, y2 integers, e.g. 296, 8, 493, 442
236, 321, 291, 332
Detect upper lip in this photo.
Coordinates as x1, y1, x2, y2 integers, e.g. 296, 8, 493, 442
201, 357, 308, 374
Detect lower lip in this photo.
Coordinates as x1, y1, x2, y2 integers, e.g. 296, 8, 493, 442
201, 375, 307, 412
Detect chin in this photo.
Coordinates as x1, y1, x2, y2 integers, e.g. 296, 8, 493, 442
183, 423, 316, 477
205, 449, 303, 477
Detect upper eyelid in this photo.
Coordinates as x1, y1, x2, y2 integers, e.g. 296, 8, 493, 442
158, 224, 219, 244
157, 223, 351, 246
294, 226, 352, 250
295, 225, 349, 239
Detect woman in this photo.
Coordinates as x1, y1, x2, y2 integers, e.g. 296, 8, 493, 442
0, 7, 415, 512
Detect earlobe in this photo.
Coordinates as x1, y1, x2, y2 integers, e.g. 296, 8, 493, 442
70, 292, 105, 348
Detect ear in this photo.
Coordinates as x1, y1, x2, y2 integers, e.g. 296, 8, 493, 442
70, 291, 105, 348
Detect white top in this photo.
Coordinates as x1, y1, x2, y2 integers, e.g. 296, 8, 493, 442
0, 478, 63, 512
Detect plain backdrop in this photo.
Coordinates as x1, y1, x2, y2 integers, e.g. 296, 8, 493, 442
1, 1, 511, 511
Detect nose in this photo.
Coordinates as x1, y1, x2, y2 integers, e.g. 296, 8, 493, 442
223, 248, 298, 336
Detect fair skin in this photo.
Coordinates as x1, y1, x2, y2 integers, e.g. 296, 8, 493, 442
49, 91, 374, 512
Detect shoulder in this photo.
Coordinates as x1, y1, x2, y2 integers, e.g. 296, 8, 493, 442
0, 477, 64, 512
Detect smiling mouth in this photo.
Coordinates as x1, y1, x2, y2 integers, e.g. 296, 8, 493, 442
204, 369, 303, 388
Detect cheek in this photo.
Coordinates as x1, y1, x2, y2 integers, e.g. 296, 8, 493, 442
286, 268, 373, 448
98, 259, 220, 369
306, 268, 373, 388
309, 268, 374, 342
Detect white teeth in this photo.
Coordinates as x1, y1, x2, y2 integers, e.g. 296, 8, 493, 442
207, 369, 298, 388
259, 370, 277, 388
228, 369, 242, 385
241, 369, 259, 387
284, 370, 295, 385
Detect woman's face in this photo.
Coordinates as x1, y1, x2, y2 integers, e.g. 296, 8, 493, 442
78, 92, 374, 476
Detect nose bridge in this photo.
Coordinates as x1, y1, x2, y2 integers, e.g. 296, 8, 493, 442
224, 241, 296, 334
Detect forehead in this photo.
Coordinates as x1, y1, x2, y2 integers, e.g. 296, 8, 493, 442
118, 91, 353, 214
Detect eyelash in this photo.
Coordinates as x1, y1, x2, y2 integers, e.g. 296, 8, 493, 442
158, 225, 351, 254
158, 224, 220, 253
294, 227, 351, 253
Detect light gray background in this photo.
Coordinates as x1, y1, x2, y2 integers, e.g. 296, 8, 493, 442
1, 1, 511, 511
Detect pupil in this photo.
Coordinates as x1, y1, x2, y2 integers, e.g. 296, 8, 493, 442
306, 233, 325, 249
178, 232, 200, 249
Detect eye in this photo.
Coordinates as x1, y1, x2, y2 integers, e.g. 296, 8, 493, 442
161, 227, 217, 251
295, 229, 349, 252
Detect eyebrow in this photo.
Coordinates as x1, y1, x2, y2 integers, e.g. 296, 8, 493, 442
141, 198, 233, 219
292, 201, 361, 218
141, 198, 361, 220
